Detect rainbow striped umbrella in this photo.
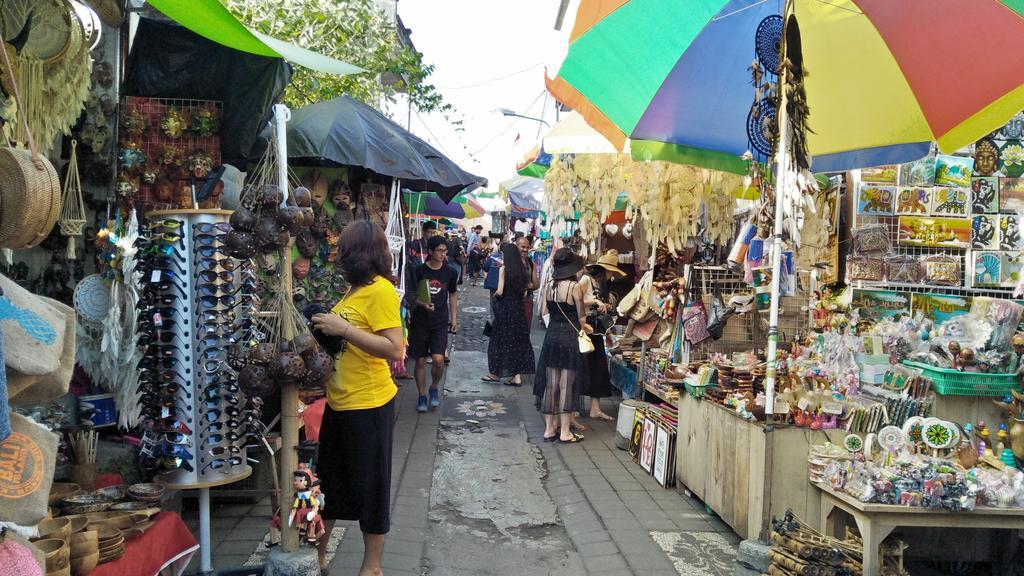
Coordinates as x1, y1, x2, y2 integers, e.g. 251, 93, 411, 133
403, 191, 486, 220
548, 0, 1024, 174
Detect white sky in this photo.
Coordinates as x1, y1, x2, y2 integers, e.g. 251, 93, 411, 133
389, 0, 576, 197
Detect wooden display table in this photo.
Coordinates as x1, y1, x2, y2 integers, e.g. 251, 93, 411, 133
815, 482, 1024, 575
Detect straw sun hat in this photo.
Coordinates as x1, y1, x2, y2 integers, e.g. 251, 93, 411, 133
587, 249, 625, 277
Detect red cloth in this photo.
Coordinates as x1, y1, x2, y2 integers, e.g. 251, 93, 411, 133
301, 398, 327, 443
95, 473, 123, 489
90, 512, 198, 576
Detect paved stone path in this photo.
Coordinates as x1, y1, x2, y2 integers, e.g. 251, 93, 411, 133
186, 283, 741, 575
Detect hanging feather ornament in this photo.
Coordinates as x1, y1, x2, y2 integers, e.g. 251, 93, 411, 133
58, 139, 87, 258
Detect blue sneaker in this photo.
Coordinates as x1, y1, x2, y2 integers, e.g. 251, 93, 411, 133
429, 388, 440, 408
416, 396, 428, 413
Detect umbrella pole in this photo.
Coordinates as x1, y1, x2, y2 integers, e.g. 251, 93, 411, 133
273, 103, 301, 554
760, 0, 793, 542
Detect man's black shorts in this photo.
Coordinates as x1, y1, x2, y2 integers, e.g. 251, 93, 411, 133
409, 323, 448, 358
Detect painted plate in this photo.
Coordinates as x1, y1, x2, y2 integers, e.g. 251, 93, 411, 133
878, 426, 906, 450
844, 434, 864, 453
902, 416, 926, 446
923, 421, 954, 449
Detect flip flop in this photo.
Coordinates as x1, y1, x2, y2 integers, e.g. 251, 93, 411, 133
557, 433, 584, 444
542, 435, 557, 443
503, 379, 522, 387
480, 376, 500, 383
590, 413, 616, 422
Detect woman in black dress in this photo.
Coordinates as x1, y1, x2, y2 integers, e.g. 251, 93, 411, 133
577, 250, 625, 421
534, 248, 592, 443
484, 243, 536, 384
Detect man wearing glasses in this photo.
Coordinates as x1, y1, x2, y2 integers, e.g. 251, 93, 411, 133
409, 235, 459, 413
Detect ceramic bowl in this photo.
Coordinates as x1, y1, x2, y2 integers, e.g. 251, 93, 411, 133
127, 483, 164, 503
49, 483, 81, 506
69, 550, 99, 575
93, 485, 128, 501
61, 493, 110, 508
69, 530, 98, 558
34, 518, 72, 542
62, 503, 111, 515
109, 501, 150, 512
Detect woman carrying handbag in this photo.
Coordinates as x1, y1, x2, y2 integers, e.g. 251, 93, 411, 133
577, 250, 625, 422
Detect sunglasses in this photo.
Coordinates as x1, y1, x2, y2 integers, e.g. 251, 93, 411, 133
201, 385, 240, 402
140, 356, 188, 369
196, 270, 235, 283
138, 368, 189, 385
160, 456, 195, 472
150, 418, 193, 435
194, 222, 232, 234
208, 445, 242, 456
144, 345, 190, 361
203, 406, 244, 423
195, 246, 231, 258
153, 443, 194, 459
196, 257, 237, 272
201, 431, 242, 447
140, 307, 186, 323
158, 432, 192, 445
139, 243, 186, 261
148, 256, 186, 274
201, 456, 243, 473
142, 405, 190, 421
140, 382, 192, 399
203, 418, 255, 433
139, 393, 180, 408
194, 233, 229, 246
143, 281, 189, 299
149, 219, 184, 230
196, 283, 252, 298
138, 329, 189, 347
202, 395, 242, 411
198, 294, 238, 308
139, 294, 188, 310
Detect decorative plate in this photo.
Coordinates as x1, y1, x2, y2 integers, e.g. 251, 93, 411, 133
924, 421, 953, 449
878, 426, 906, 450
946, 422, 961, 449
902, 416, 925, 446
844, 434, 863, 453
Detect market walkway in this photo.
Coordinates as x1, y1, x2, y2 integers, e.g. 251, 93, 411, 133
189, 283, 742, 575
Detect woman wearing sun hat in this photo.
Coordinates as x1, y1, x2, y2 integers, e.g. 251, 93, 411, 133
577, 249, 624, 422
534, 247, 593, 443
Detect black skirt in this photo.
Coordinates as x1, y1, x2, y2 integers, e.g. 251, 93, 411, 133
316, 398, 394, 534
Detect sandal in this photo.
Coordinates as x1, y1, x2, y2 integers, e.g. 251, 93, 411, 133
542, 434, 557, 443
480, 375, 500, 383
557, 433, 584, 444
502, 379, 522, 387
590, 413, 615, 422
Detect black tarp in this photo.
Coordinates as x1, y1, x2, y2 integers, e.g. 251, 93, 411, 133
122, 18, 290, 167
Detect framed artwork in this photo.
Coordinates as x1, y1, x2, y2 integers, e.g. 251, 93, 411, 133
897, 215, 971, 248
639, 416, 656, 473
895, 187, 931, 215
851, 289, 910, 321
972, 251, 1002, 287
628, 418, 643, 462
857, 184, 895, 215
995, 112, 1024, 140
653, 425, 673, 487
974, 138, 1000, 177
860, 165, 898, 184
911, 293, 972, 325
934, 154, 974, 187
971, 177, 999, 213
972, 215, 999, 249
999, 140, 1024, 178
1002, 251, 1024, 288
899, 154, 936, 187
999, 177, 1024, 213
931, 187, 970, 216
1000, 215, 1023, 250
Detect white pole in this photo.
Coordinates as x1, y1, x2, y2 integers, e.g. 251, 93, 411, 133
274, 104, 292, 206
198, 487, 212, 572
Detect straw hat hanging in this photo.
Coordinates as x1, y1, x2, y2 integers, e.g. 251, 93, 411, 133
58, 139, 86, 258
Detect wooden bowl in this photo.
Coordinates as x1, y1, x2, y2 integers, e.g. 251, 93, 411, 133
70, 551, 99, 575
98, 546, 124, 564
48, 483, 81, 506
86, 513, 133, 531
69, 530, 98, 558
97, 537, 123, 555
34, 539, 70, 571
127, 483, 164, 503
62, 503, 111, 515
68, 516, 88, 534
34, 518, 71, 542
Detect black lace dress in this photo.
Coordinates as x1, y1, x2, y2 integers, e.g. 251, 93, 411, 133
533, 283, 583, 414
487, 289, 536, 378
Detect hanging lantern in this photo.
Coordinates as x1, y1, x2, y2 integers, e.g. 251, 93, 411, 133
58, 140, 87, 259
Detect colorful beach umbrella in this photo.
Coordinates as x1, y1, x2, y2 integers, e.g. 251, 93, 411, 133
517, 143, 553, 178
403, 191, 487, 220
547, 0, 1024, 174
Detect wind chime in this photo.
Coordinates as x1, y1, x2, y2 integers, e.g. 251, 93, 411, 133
58, 139, 87, 259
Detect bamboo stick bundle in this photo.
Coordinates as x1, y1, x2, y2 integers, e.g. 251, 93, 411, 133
768, 565, 801, 576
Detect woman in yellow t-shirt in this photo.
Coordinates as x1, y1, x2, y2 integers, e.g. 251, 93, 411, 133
311, 220, 405, 575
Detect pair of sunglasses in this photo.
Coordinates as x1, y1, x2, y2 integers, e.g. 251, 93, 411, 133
194, 233, 229, 246
201, 385, 239, 402
138, 329, 189, 347
150, 418, 193, 435
158, 432, 192, 445
161, 457, 195, 472
139, 382, 192, 399
153, 443, 194, 459
201, 456, 243, 473
201, 431, 242, 447
196, 257, 238, 272
193, 222, 232, 234
139, 368, 189, 385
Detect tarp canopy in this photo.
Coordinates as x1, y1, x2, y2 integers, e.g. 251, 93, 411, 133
268, 96, 487, 202
146, 0, 364, 76
499, 175, 544, 214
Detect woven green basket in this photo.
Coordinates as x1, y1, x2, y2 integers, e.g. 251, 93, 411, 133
902, 360, 1021, 396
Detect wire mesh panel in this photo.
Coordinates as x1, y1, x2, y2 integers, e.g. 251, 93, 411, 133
684, 265, 809, 363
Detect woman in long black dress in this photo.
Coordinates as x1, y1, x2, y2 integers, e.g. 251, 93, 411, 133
534, 248, 592, 443
484, 243, 536, 384
577, 250, 625, 421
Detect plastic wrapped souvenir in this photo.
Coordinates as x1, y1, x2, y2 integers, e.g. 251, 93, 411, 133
847, 255, 885, 281
885, 254, 923, 283
852, 224, 891, 255
922, 255, 961, 286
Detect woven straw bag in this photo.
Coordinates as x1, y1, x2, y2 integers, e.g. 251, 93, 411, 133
0, 30, 61, 250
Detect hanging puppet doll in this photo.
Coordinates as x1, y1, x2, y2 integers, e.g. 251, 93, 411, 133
289, 468, 326, 545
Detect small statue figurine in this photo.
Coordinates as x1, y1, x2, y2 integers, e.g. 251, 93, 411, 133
289, 468, 326, 545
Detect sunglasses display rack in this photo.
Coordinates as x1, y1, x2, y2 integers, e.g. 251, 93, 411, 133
137, 209, 254, 488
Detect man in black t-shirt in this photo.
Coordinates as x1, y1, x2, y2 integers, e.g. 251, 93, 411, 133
410, 235, 459, 413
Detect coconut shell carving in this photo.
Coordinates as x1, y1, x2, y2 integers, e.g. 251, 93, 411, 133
293, 333, 317, 356
292, 186, 312, 208
293, 257, 311, 280
251, 342, 277, 365
303, 350, 335, 381
261, 185, 283, 207
255, 216, 283, 248
297, 231, 318, 258
229, 208, 257, 232
238, 364, 271, 394
225, 230, 257, 258
227, 343, 251, 371
300, 207, 315, 227
311, 210, 331, 238
270, 351, 308, 381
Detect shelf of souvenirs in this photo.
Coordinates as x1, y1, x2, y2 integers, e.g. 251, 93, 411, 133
644, 382, 680, 408
849, 279, 1015, 297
